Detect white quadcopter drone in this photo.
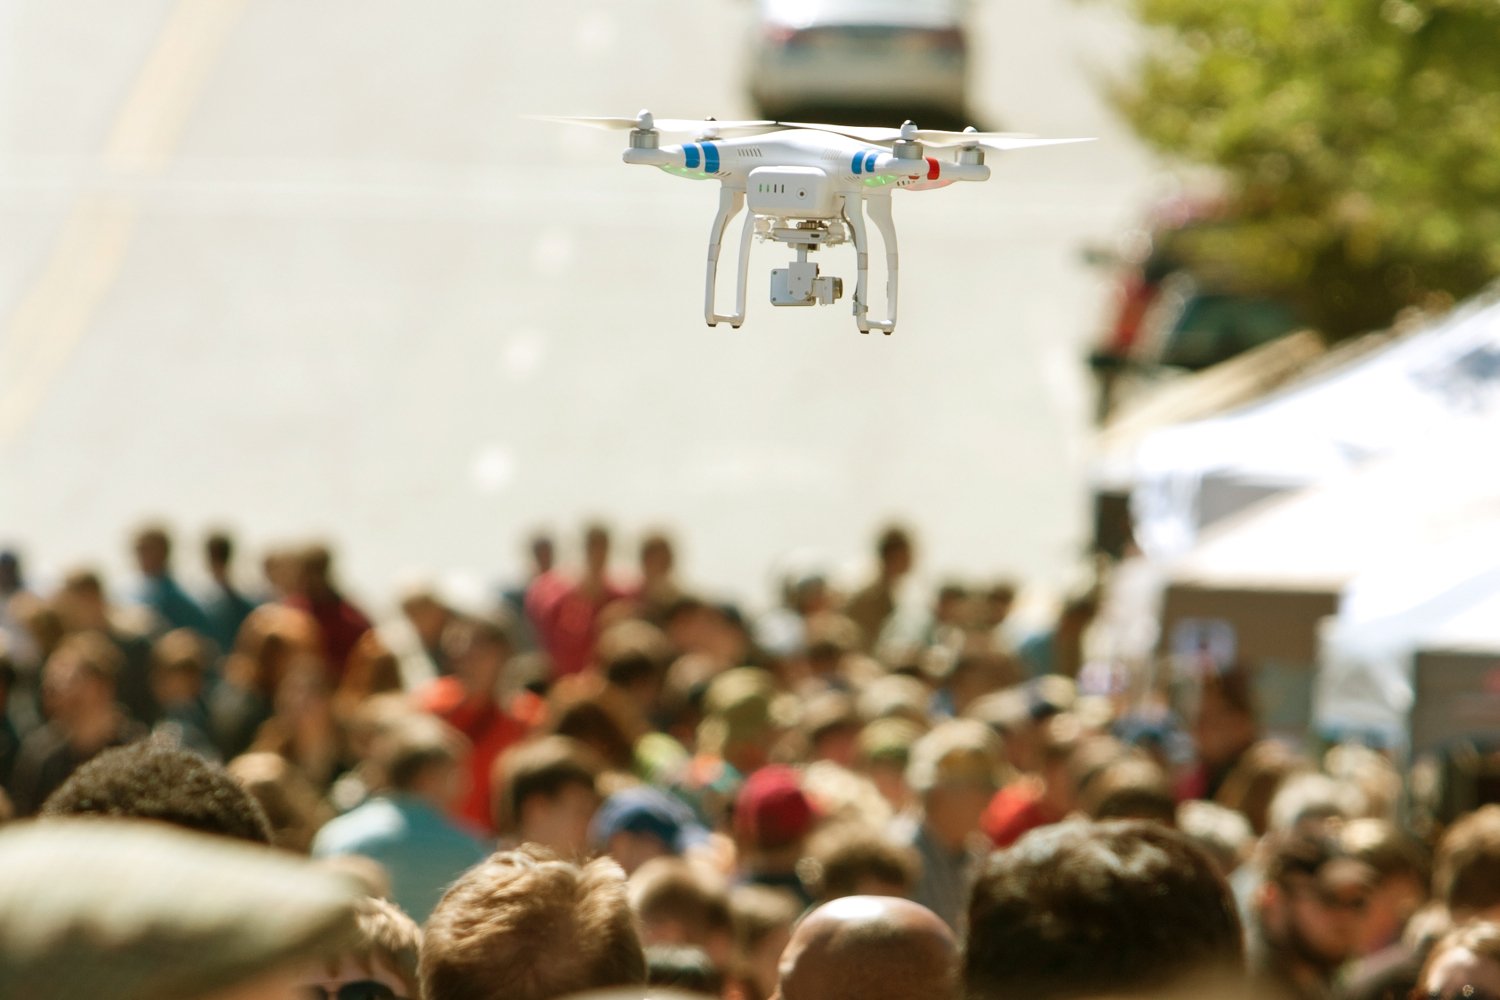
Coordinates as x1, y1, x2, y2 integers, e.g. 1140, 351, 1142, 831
535, 110, 1091, 334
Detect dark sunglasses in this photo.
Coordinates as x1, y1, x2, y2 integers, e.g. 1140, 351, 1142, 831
1424, 990, 1500, 1000
302, 982, 404, 1000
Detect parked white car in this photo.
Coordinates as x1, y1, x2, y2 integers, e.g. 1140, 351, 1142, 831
747, 0, 971, 121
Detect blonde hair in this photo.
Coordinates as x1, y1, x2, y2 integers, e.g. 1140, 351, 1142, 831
421, 846, 645, 1000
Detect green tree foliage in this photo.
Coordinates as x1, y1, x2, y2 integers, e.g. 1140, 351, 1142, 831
1115, 0, 1500, 338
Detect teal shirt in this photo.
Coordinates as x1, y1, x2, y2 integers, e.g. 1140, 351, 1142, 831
312, 794, 488, 921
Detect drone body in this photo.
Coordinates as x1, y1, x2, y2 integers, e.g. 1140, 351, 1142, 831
539, 112, 1090, 334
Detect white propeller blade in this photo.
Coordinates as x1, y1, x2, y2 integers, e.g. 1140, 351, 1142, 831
528, 113, 781, 135
926, 135, 1096, 151
780, 121, 1094, 151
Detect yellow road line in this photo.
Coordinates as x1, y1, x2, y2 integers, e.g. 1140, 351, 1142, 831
0, 0, 247, 450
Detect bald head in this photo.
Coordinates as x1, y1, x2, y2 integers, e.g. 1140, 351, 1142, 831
775, 896, 957, 1000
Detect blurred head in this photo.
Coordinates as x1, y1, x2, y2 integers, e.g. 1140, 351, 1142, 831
735, 766, 817, 857
1342, 817, 1428, 955
133, 524, 171, 577
41, 738, 272, 844
420, 846, 646, 1000
0, 549, 21, 594
442, 612, 512, 697
204, 530, 235, 576
629, 857, 733, 969
370, 715, 468, 809
495, 736, 603, 858
1257, 825, 1378, 972
584, 522, 612, 576
151, 628, 209, 707
965, 820, 1244, 1000
42, 631, 120, 725
295, 897, 422, 1000
775, 895, 956, 1000
729, 886, 802, 1000
640, 532, 675, 582
876, 526, 913, 579
907, 719, 1003, 849
1419, 921, 1500, 1000
803, 823, 919, 903
1435, 805, 1500, 920
1192, 668, 1258, 772
529, 532, 555, 575
591, 785, 707, 875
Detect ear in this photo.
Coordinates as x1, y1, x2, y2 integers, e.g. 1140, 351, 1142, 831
1257, 880, 1285, 928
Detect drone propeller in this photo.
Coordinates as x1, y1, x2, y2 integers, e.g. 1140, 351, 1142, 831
529, 111, 781, 137
781, 120, 1094, 151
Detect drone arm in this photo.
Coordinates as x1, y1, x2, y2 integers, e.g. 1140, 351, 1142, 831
705, 186, 749, 327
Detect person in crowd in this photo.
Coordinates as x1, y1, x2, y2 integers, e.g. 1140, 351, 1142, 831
295, 896, 422, 1000
312, 714, 486, 921
1076, 749, 1177, 825
1346, 805, 1500, 1000
148, 628, 219, 759
493, 733, 604, 857
802, 822, 920, 903
1183, 665, 1261, 802
201, 529, 259, 657
52, 568, 157, 725
131, 523, 212, 637
500, 529, 556, 654
634, 530, 688, 625
1177, 799, 1256, 877
591, 784, 709, 875
726, 885, 803, 1000
1016, 590, 1098, 680
40, 736, 271, 843
774, 894, 958, 1000
734, 764, 819, 907
844, 525, 915, 653
420, 845, 647, 1000
1249, 824, 1377, 1000
378, 582, 454, 690
249, 657, 353, 794
1343, 817, 1429, 957
894, 717, 1003, 928
630, 857, 735, 974
646, 943, 724, 995
0, 650, 22, 792
209, 602, 323, 759
527, 522, 630, 680
417, 611, 529, 833
965, 819, 1245, 1000
9, 631, 147, 814
855, 716, 922, 816
0, 550, 38, 672
284, 544, 372, 683
0, 819, 361, 1000
226, 750, 333, 853
1415, 921, 1500, 1000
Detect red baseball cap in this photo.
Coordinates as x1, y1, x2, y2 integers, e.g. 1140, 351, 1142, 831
734, 765, 816, 849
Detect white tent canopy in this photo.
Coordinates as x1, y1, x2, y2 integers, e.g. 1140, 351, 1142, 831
1315, 524, 1500, 748
1132, 288, 1500, 559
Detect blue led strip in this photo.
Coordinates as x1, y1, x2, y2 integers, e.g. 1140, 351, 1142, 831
702, 142, 719, 174
683, 144, 700, 170
851, 152, 864, 175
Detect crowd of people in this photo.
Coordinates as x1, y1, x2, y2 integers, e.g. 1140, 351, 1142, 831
0, 521, 1495, 1000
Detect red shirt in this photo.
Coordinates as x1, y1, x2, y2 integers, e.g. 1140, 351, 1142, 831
418, 677, 529, 834
525, 572, 628, 679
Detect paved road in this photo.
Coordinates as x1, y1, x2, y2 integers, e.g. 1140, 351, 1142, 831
0, 0, 1157, 611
